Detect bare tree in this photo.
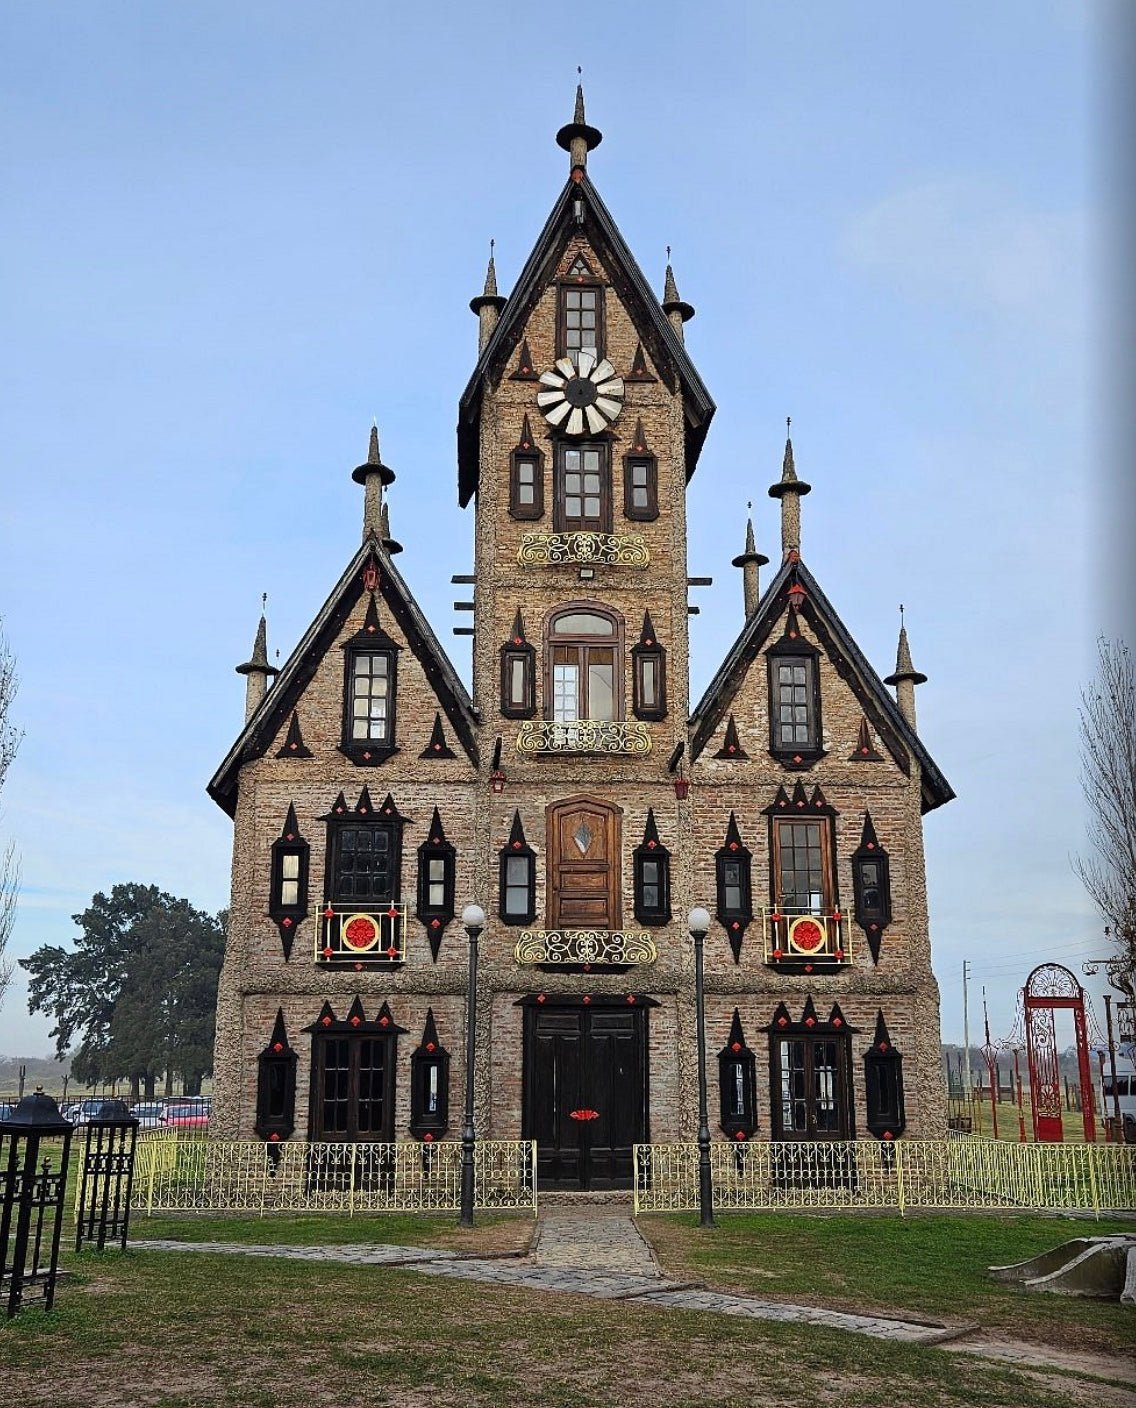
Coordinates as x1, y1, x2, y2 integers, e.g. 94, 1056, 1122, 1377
1076, 636, 1136, 1004
0, 623, 19, 1008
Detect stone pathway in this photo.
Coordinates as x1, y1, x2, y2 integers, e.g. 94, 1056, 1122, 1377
128, 1205, 1136, 1383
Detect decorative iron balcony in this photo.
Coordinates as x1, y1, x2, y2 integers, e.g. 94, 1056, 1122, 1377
515, 719, 652, 756
515, 930, 658, 968
316, 902, 407, 967
761, 907, 852, 971
517, 530, 649, 568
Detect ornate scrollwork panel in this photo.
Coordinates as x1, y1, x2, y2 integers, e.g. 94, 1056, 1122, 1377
514, 930, 658, 966
517, 531, 649, 567
515, 719, 652, 756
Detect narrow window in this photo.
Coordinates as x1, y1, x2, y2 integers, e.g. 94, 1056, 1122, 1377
417, 807, 455, 961
255, 1010, 297, 1142
633, 809, 671, 925
557, 267, 604, 359
340, 591, 400, 765
349, 653, 391, 742
624, 455, 658, 521
500, 609, 536, 719
852, 811, 892, 964
863, 1011, 906, 1140
499, 811, 536, 926
555, 442, 610, 534
768, 1001, 854, 1142
409, 1008, 450, 1140
632, 612, 666, 721
269, 803, 309, 960
715, 812, 753, 962
766, 606, 823, 766
717, 1009, 757, 1141
510, 454, 542, 519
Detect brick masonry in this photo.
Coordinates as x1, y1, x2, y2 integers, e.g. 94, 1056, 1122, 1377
210, 165, 950, 1156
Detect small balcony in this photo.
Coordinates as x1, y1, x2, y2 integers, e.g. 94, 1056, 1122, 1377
517, 530, 649, 568
316, 902, 407, 968
516, 719, 652, 756
515, 930, 658, 970
761, 907, 852, 973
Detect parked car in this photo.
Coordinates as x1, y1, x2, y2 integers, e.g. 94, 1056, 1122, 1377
131, 1101, 166, 1129
163, 1103, 210, 1130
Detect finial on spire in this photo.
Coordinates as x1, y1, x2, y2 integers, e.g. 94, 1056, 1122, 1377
768, 420, 812, 559
731, 509, 770, 621
352, 424, 395, 487
885, 606, 928, 729
556, 77, 602, 170
353, 423, 395, 541
661, 255, 695, 332
236, 599, 279, 721
470, 239, 507, 346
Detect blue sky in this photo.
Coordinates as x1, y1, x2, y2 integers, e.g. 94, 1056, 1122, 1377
0, 1, 1120, 1060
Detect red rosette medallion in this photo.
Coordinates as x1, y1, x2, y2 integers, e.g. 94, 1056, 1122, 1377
342, 913, 381, 952
788, 916, 825, 955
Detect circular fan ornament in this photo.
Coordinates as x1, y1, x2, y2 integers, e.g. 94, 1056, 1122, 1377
536, 352, 625, 435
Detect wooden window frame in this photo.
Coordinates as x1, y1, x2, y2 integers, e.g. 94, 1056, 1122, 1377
631, 640, 666, 721
544, 603, 624, 723
309, 1031, 399, 1142
509, 447, 544, 521
556, 276, 605, 360
769, 1032, 854, 1141
770, 815, 837, 914
852, 851, 892, 930
553, 440, 612, 534
500, 641, 537, 719
623, 451, 659, 522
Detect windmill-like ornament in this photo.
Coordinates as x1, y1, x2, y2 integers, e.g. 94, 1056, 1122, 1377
536, 351, 624, 435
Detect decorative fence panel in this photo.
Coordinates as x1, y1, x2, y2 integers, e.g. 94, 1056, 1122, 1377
633, 1139, 1136, 1217
133, 1136, 537, 1216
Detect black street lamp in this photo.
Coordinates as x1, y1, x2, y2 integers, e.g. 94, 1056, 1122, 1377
459, 902, 485, 1227
689, 905, 715, 1229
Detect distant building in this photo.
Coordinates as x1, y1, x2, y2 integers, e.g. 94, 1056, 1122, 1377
208, 93, 953, 1188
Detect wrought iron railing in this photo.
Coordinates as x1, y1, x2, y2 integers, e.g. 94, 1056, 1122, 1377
514, 930, 658, 967
761, 906, 851, 968
632, 1138, 1136, 1217
517, 531, 649, 568
515, 719, 652, 756
133, 1134, 538, 1216
315, 901, 407, 966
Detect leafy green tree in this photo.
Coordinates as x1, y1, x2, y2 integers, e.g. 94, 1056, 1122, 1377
21, 884, 225, 1097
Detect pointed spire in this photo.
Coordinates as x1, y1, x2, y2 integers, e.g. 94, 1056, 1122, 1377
768, 419, 812, 561
380, 500, 403, 556
849, 715, 883, 763
641, 807, 663, 850
509, 339, 539, 381
884, 605, 927, 730
419, 1007, 442, 1054
731, 508, 769, 620
236, 604, 279, 724
355, 785, 375, 815
470, 240, 507, 351
509, 608, 527, 645
555, 74, 603, 172
352, 422, 396, 541
715, 714, 748, 760
661, 250, 695, 337
280, 803, 300, 842
268, 1008, 290, 1054
506, 810, 531, 852
626, 341, 655, 382
726, 1008, 747, 1053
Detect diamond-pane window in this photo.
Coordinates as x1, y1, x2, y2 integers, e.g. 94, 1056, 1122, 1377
574, 823, 593, 855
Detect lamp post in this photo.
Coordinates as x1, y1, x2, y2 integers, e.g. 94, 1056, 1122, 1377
459, 903, 485, 1228
688, 906, 715, 1229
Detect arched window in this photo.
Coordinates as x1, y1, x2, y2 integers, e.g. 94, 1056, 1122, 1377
546, 606, 622, 723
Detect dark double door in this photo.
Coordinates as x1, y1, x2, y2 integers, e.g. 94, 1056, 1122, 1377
523, 1000, 648, 1189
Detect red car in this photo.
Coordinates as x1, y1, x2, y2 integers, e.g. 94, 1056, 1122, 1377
163, 1104, 210, 1129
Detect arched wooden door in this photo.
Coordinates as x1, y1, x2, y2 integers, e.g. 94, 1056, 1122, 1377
546, 796, 621, 931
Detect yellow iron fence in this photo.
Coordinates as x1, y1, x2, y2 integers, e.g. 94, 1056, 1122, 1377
132, 1135, 537, 1217
632, 1138, 1136, 1217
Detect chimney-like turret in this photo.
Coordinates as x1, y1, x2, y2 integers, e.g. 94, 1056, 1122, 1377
730, 513, 769, 620
351, 424, 396, 540
235, 608, 279, 724
661, 255, 695, 342
555, 79, 602, 175
469, 241, 506, 353
884, 607, 928, 730
767, 420, 811, 559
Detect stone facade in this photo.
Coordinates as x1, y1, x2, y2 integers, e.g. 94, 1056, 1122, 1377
209, 101, 953, 1173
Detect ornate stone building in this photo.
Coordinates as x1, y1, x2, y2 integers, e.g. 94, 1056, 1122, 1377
208, 92, 953, 1187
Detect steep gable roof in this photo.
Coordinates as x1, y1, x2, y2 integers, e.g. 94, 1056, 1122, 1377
457, 172, 715, 507
690, 557, 954, 814
208, 537, 478, 817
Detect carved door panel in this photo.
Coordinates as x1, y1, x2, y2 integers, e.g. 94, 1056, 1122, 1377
548, 798, 621, 931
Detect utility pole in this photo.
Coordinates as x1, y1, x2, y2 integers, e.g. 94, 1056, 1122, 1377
962, 960, 974, 1106
1104, 994, 1121, 1127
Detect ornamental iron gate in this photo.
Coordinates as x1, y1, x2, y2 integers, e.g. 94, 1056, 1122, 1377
1023, 963, 1095, 1143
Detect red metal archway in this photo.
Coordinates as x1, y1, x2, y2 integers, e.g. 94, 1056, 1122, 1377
1023, 963, 1096, 1142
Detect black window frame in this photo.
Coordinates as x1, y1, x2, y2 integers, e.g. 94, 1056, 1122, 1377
339, 593, 401, 767
715, 813, 753, 963
510, 447, 544, 521
269, 804, 309, 960
766, 612, 823, 768
717, 1009, 758, 1141
852, 812, 892, 965
417, 809, 456, 961
305, 1000, 404, 1143
633, 811, 671, 926
556, 269, 605, 360
499, 812, 536, 926
255, 1009, 297, 1143
623, 451, 659, 522
631, 617, 666, 722
409, 1008, 451, 1141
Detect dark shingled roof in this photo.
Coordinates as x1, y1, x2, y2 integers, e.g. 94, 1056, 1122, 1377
457, 171, 715, 507
689, 556, 954, 815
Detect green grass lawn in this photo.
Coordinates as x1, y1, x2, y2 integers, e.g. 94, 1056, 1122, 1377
1, 1244, 1129, 1408
640, 1211, 1136, 1357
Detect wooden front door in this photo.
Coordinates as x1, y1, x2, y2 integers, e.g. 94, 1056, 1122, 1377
547, 797, 621, 931
522, 1000, 649, 1189
310, 1034, 396, 1141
